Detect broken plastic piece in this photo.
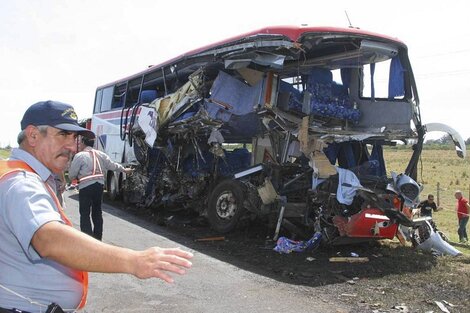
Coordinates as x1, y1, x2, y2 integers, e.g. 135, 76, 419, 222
413, 221, 462, 256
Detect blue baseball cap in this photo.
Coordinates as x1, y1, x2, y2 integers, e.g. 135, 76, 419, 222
21, 100, 95, 138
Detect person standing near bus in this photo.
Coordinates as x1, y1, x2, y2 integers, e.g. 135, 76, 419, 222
54, 170, 67, 207
0, 100, 193, 312
454, 190, 469, 243
417, 194, 440, 218
68, 136, 133, 241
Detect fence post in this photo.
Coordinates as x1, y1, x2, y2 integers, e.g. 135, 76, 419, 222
437, 182, 440, 207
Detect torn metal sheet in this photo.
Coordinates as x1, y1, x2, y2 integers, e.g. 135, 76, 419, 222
257, 179, 278, 205
412, 221, 462, 256
137, 106, 158, 147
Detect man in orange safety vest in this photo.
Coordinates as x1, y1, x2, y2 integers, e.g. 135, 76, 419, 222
0, 100, 193, 313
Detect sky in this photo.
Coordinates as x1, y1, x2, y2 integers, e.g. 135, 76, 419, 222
1, 0, 470, 147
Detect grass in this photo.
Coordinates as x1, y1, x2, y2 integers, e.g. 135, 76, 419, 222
384, 147, 470, 254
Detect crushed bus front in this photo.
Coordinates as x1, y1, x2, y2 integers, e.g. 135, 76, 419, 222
91, 25, 465, 246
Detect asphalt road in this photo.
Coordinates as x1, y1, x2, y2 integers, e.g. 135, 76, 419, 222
63, 190, 351, 313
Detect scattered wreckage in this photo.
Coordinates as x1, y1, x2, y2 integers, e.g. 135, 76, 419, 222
409, 218, 462, 256
90, 26, 466, 253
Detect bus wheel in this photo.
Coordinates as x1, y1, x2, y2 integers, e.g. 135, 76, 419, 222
107, 173, 120, 201
208, 180, 246, 233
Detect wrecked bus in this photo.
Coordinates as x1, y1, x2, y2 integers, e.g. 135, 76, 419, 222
90, 25, 466, 245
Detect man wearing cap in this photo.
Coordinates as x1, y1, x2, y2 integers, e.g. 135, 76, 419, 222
69, 136, 132, 241
0, 101, 193, 313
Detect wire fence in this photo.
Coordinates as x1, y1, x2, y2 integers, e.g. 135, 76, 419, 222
434, 182, 470, 218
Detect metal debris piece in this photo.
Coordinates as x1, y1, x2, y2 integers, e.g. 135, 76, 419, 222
413, 221, 462, 256
435, 301, 450, 313
441, 300, 455, 307
392, 305, 409, 312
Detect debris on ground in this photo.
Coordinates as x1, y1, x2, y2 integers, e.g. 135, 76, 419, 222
107, 196, 470, 313
273, 232, 322, 254
441, 300, 455, 308
391, 305, 409, 312
434, 301, 451, 313
194, 236, 225, 242
329, 257, 370, 263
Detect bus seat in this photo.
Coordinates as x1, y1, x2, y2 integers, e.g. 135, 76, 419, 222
305, 68, 360, 122
219, 148, 252, 176
278, 80, 302, 112
231, 148, 251, 169
140, 90, 158, 104
309, 68, 333, 84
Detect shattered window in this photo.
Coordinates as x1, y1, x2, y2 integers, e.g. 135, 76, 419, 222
361, 59, 403, 100
331, 69, 343, 85
280, 77, 303, 94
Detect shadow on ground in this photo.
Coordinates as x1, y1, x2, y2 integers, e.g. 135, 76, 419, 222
82, 194, 437, 288
68, 192, 470, 311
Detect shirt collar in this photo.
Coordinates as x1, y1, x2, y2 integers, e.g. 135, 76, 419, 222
9, 148, 53, 182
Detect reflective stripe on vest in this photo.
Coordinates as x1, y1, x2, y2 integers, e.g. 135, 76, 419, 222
0, 160, 88, 309
79, 150, 104, 183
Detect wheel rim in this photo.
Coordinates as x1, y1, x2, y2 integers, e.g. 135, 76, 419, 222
215, 191, 237, 220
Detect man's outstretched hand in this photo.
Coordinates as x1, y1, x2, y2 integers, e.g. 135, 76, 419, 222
132, 247, 194, 283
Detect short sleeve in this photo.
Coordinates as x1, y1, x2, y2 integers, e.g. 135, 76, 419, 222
1, 171, 62, 261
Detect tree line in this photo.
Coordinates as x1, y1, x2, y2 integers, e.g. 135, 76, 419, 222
425, 134, 470, 146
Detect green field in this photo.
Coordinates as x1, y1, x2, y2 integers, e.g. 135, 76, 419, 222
384, 147, 470, 253
0, 148, 10, 159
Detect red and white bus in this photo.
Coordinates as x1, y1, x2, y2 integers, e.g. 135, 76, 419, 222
89, 25, 465, 246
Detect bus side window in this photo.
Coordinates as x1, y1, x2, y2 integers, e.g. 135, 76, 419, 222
111, 96, 124, 109
94, 89, 103, 114
99, 86, 114, 112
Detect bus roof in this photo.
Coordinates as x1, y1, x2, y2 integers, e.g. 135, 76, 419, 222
97, 25, 404, 89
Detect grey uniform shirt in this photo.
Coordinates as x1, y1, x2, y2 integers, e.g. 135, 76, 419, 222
68, 146, 126, 189
0, 148, 82, 312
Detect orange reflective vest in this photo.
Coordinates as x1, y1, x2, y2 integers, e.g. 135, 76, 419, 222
78, 150, 104, 183
0, 160, 88, 309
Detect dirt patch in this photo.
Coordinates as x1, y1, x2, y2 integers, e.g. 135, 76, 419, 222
115, 202, 470, 313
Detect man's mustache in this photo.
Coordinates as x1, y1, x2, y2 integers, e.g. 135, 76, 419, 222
57, 151, 72, 159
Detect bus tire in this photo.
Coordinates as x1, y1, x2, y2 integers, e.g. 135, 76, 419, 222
208, 180, 246, 233
107, 173, 120, 201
